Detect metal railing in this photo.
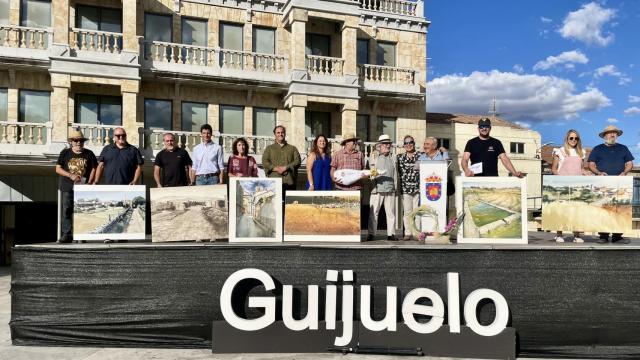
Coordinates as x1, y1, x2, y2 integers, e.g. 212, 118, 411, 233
358, 64, 416, 85
0, 121, 52, 144
357, 0, 419, 16
0, 25, 51, 49
70, 28, 123, 53
306, 55, 344, 76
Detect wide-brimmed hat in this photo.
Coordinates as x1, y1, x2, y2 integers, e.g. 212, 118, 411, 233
340, 132, 359, 145
599, 125, 623, 138
68, 129, 88, 141
377, 134, 392, 144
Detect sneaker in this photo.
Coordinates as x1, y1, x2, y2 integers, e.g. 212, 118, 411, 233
555, 236, 565, 243
573, 237, 584, 243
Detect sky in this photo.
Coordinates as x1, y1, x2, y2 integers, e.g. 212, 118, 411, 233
425, 1, 640, 157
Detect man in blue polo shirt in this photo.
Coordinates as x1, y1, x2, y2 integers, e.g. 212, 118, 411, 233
588, 124, 634, 244
94, 127, 144, 185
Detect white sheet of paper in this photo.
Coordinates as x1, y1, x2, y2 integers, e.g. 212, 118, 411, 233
470, 162, 483, 174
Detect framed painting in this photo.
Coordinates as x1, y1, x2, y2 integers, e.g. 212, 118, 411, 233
150, 185, 228, 242
419, 161, 448, 232
542, 176, 633, 233
456, 177, 527, 244
73, 185, 146, 241
284, 190, 361, 242
229, 178, 282, 242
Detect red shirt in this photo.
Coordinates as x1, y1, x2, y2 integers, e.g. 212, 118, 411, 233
228, 155, 258, 177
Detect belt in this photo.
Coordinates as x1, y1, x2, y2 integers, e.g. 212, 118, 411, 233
196, 172, 219, 178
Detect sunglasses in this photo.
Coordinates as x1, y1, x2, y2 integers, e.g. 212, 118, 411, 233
404, 141, 415, 145
568, 136, 579, 141
114, 134, 126, 138
479, 125, 491, 129
71, 139, 85, 143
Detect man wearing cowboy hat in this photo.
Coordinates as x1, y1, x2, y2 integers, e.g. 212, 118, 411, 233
330, 132, 366, 190
55, 129, 98, 243
588, 124, 634, 244
368, 134, 398, 241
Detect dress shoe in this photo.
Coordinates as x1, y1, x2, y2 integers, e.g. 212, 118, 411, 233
612, 237, 630, 244
387, 235, 398, 241
596, 238, 609, 244
366, 234, 374, 241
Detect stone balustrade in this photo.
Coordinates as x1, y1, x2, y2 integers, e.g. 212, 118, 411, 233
0, 25, 51, 49
70, 28, 123, 53
357, 0, 419, 16
0, 121, 51, 145
306, 55, 344, 76
219, 49, 286, 73
358, 64, 416, 85
304, 137, 402, 161
144, 41, 216, 66
142, 129, 276, 156
71, 123, 120, 148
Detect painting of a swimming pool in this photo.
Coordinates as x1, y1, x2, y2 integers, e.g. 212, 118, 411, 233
456, 176, 528, 244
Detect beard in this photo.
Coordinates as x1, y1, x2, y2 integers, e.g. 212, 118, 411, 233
604, 138, 617, 145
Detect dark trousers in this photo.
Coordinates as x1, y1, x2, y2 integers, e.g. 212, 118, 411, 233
60, 190, 74, 240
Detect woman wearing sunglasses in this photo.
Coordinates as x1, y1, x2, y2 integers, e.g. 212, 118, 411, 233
551, 129, 587, 243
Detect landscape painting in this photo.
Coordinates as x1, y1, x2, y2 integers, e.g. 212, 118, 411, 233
151, 185, 228, 242
284, 191, 360, 242
73, 185, 146, 241
229, 178, 282, 242
456, 177, 527, 244
542, 176, 633, 233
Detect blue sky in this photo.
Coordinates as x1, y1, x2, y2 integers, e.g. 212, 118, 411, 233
425, 1, 640, 157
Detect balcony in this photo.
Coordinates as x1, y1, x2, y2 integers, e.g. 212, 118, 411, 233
306, 55, 344, 77
71, 123, 119, 155
358, 64, 420, 96
0, 25, 52, 63
70, 28, 123, 55
141, 41, 289, 86
0, 121, 53, 157
357, 0, 420, 16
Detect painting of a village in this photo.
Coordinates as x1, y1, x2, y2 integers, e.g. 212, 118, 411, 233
230, 178, 282, 242
151, 185, 228, 242
73, 185, 146, 240
542, 176, 633, 233
457, 177, 527, 244
284, 191, 360, 242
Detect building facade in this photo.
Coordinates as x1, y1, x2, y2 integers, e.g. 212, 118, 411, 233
0, 0, 428, 259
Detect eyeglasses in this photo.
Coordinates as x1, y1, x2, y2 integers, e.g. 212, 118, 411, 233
568, 137, 579, 141
479, 125, 491, 129
404, 141, 415, 145
114, 134, 126, 138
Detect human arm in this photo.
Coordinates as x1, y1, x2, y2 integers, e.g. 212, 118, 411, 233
460, 151, 473, 177
130, 164, 142, 185
55, 165, 82, 183
153, 165, 162, 187
588, 161, 606, 176
551, 154, 560, 175
262, 146, 274, 175
498, 153, 523, 177
287, 147, 302, 174
93, 162, 104, 184
307, 152, 316, 190
621, 161, 633, 176
217, 146, 225, 184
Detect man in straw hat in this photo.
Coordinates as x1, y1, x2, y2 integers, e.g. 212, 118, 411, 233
367, 134, 398, 241
588, 124, 634, 244
330, 132, 366, 191
55, 129, 98, 243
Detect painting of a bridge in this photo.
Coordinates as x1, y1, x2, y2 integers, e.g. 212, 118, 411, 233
542, 176, 633, 233
73, 185, 146, 241
284, 191, 360, 242
456, 177, 527, 244
229, 178, 282, 242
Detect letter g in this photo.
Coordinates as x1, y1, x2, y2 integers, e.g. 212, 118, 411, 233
220, 268, 276, 331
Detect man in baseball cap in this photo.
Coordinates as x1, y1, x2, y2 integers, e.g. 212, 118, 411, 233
461, 117, 523, 177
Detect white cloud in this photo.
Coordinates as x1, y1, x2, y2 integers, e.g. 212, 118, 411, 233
533, 50, 588, 71
624, 107, 640, 116
540, 16, 553, 23
559, 2, 616, 47
427, 70, 611, 122
513, 64, 524, 74
628, 95, 640, 103
514, 121, 532, 129
607, 118, 618, 123
594, 65, 631, 85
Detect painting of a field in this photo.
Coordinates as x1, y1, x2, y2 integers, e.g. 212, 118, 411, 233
151, 185, 228, 242
542, 176, 633, 232
229, 178, 282, 242
456, 177, 527, 244
74, 185, 146, 241
284, 191, 360, 242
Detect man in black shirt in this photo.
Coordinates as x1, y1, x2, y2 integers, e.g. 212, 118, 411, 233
461, 118, 523, 177
55, 129, 98, 243
154, 133, 193, 187
94, 127, 144, 185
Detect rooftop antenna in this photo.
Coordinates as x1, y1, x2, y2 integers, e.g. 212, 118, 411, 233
488, 96, 502, 120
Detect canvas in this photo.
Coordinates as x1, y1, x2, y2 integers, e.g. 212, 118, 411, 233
419, 161, 448, 232
150, 185, 228, 242
229, 178, 282, 242
284, 191, 361, 242
73, 185, 146, 241
542, 176, 633, 233
456, 177, 527, 244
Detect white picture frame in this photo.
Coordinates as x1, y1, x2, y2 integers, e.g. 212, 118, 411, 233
456, 177, 527, 244
229, 178, 282, 242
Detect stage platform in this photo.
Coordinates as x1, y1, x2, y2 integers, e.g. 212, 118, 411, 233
10, 232, 640, 359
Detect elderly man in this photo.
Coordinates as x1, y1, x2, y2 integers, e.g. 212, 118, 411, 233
191, 124, 225, 185
262, 125, 301, 190
588, 125, 634, 244
94, 127, 143, 185
418, 136, 449, 161
55, 129, 98, 243
368, 134, 398, 241
330, 132, 366, 191
154, 133, 193, 187
461, 118, 522, 177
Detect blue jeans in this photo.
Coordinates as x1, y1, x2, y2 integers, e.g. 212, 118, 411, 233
196, 175, 220, 186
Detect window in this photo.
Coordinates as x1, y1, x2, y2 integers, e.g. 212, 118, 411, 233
510, 142, 524, 154
76, 94, 122, 125
633, 178, 640, 219
253, 27, 275, 69
305, 111, 330, 138
0, 0, 9, 24
373, 116, 396, 144
21, 0, 51, 47
436, 138, 451, 150
0, 88, 7, 122
181, 102, 207, 132
376, 42, 396, 66
181, 18, 207, 63
253, 108, 276, 136
357, 39, 369, 65
220, 105, 244, 134
144, 99, 172, 130
144, 13, 172, 59
76, 5, 122, 51
220, 23, 243, 68
305, 34, 331, 57
356, 114, 370, 142
19, 90, 50, 123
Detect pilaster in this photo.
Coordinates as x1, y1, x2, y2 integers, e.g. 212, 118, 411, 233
52, 0, 69, 44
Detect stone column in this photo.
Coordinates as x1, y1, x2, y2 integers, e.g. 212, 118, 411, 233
341, 99, 358, 138
52, 0, 69, 44
50, 73, 70, 142
121, 80, 140, 146
122, 0, 138, 53
286, 94, 307, 153
289, 9, 308, 72
341, 18, 358, 76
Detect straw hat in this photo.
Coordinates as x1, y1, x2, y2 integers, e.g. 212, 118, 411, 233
377, 134, 392, 144
68, 129, 88, 141
340, 132, 359, 145
598, 125, 623, 138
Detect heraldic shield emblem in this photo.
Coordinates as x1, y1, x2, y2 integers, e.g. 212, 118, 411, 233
425, 173, 442, 201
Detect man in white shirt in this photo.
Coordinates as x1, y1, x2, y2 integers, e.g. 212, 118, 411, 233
190, 124, 225, 185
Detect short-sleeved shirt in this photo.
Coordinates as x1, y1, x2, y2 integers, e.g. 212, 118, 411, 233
154, 148, 193, 186
588, 143, 634, 175
463, 137, 505, 177
98, 143, 144, 185
331, 148, 365, 190
56, 148, 98, 191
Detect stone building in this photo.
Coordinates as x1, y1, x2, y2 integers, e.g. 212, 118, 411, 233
0, 0, 429, 257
